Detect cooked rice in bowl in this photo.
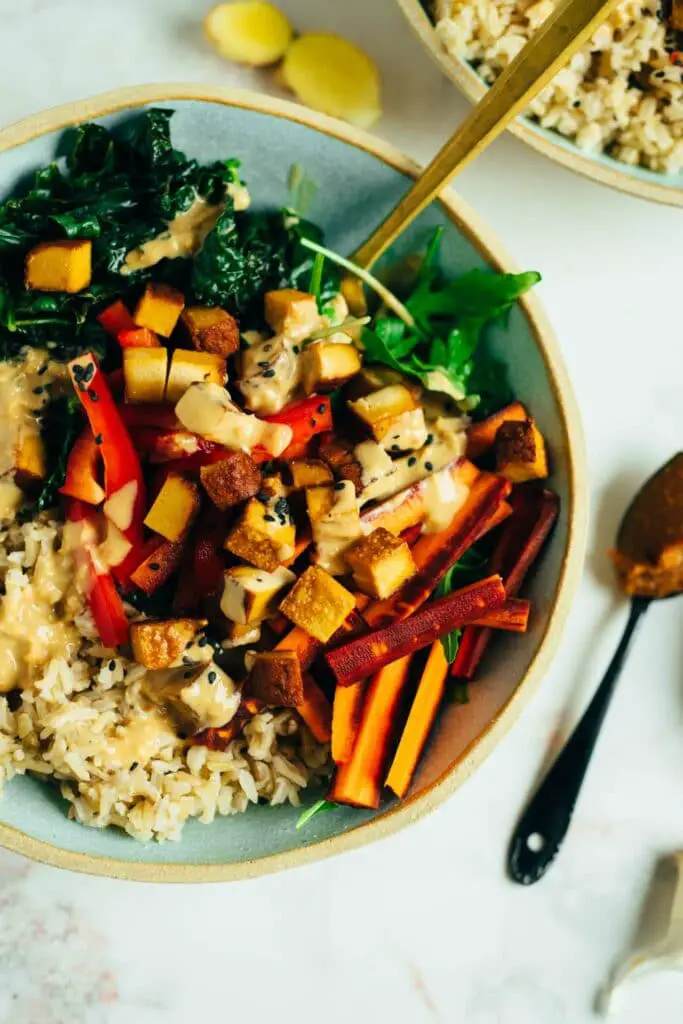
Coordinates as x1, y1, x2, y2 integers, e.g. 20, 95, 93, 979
0, 517, 328, 842
433, 0, 683, 173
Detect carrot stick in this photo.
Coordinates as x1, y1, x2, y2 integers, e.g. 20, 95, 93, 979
275, 625, 320, 671
331, 682, 366, 764
328, 656, 413, 808
363, 472, 510, 630
385, 641, 449, 799
452, 487, 559, 679
297, 674, 332, 743
327, 575, 506, 686
471, 597, 530, 632
360, 458, 479, 536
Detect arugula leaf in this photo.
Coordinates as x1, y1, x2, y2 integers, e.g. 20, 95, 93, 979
296, 798, 338, 829
435, 546, 490, 663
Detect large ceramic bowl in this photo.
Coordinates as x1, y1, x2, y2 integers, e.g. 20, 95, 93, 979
397, 0, 683, 207
0, 85, 587, 881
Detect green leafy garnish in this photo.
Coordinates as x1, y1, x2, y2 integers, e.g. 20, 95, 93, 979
435, 546, 489, 663
296, 798, 338, 829
33, 393, 84, 515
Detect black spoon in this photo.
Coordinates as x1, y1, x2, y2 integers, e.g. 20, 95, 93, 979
508, 453, 683, 885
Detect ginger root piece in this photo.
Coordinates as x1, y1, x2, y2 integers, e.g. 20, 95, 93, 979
281, 34, 382, 128
204, 2, 293, 66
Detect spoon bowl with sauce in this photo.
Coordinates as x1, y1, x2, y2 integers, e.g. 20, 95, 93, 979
509, 454, 683, 885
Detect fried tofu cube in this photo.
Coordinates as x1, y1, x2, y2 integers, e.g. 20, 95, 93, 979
144, 473, 201, 542
279, 565, 355, 642
305, 483, 336, 524
225, 495, 296, 571
346, 527, 417, 599
264, 288, 319, 340
495, 418, 549, 483
224, 621, 263, 648
348, 384, 421, 444
123, 347, 169, 404
133, 282, 185, 337
165, 350, 227, 403
289, 459, 333, 490
199, 451, 261, 510
130, 539, 185, 595
180, 306, 240, 357
130, 617, 208, 670
301, 341, 361, 395
14, 428, 45, 488
220, 565, 295, 624
25, 240, 92, 293
316, 433, 364, 494
244, 650, 304, 708
142, 662, 240, 733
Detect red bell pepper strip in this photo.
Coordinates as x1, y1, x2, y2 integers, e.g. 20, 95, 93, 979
263, 395, 332, 460
96, 300, 135, 337
59, 428, 106, 506
118, 405, 180, 431
68, 353, 146, 583
117, 327, 161, 349
65, 499, 129, 648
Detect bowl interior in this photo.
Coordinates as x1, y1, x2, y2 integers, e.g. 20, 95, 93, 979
0, 94, 581, 877
396, 0, 683, 206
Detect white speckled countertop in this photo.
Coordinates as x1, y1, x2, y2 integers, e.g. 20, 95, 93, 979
0, 1, 681, 1021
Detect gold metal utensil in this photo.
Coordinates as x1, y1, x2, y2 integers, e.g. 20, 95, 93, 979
352, 0, 623, 270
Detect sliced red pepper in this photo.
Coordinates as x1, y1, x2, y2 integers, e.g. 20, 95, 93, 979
65, 499, 129, 647
68, 353, 146, 584
119, 405, 180, 431
97, 300, 135, 337
118, 327, 161, 349
59, 428, 105, 506
263, 395, 332, 460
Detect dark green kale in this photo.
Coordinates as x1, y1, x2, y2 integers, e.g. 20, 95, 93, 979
31, 393, 84, 516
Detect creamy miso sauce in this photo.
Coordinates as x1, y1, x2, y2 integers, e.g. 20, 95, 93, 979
106, 709, 178, 770
422, 467, 469, 534
0, 349, 61, 487
239, 335, 302, 415
313, 481, 362, 575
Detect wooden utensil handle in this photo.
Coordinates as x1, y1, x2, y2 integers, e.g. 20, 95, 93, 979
507, 597, 651, 885
353, 0, 623, 269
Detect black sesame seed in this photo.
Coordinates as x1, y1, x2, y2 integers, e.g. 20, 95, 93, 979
77, 380, 88, 392
408, 457, 417, 467
88, 389, 99, 402
317, 404, 326, 414
72, 364, 84, 380
572, 100, 581, 107
130, 761, 139, 771
82, 363, 95, 382
257, 491, 269, 503
37, 364, 48, 376
108, 660, 116, 670
425, 434, 434, 445
94, 434, 103, 445
149, 562, 160, 571
197, 635, 209, 647
208, 671, 217, 684
333, 481, 346, 491
292, 346, 300, 355
182, 656, 193, 665
310, 418, 317, 428
183, 671, 194, 679
263, 514, 276, 522
32, 386, 43, 395
262, 369, 276, 378
258, 361, 270, 369
424, 461, 433, 472
391, 444, 400, 452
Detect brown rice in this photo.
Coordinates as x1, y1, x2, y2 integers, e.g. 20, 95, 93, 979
432, 0, 683, 173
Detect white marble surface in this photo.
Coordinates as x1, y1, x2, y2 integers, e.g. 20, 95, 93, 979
0, 0, 681, 1021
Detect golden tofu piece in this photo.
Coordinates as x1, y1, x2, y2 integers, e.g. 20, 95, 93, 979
123, 347, 169, 404
180, 306, 239, 357
348, 384, 419, 443
133, 282, 185, 337
346, 527, 417, 599
225, 495, 296, 571
495, 418, 549, 483
305, 483, 336, 525
244, 651, 304, 708
279, 565, 355, 642
130, 618, 208, 670
165, 349, 227, 403
220, 565, 295, 624
144, 473, 201, 542
25, 240, 92, 293
224, 621, 262, 647
301, 341, 361, 395
14, 428, 45, 488
289, 458, 333, 490
264, 288, 319, 339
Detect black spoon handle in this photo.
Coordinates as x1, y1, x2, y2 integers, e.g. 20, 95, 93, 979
508, 596, 651, 885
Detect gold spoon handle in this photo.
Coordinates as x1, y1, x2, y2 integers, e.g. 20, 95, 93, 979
352, 0, 622, 269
